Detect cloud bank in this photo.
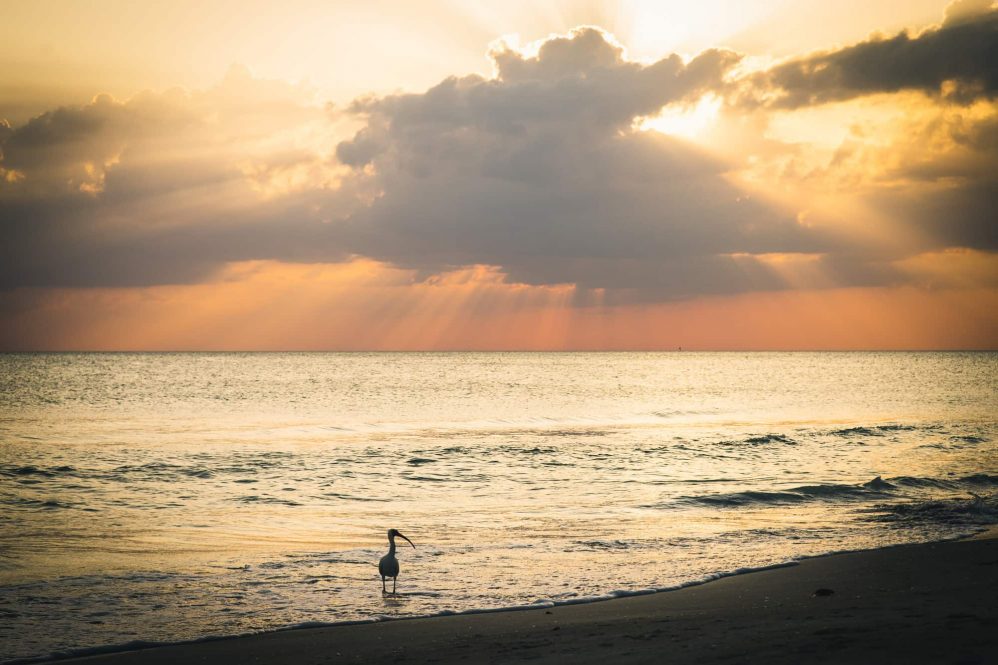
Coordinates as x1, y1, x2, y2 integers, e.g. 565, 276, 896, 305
1, 10, 996, 315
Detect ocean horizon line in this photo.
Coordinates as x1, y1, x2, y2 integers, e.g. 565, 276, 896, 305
2, 348, 996, 354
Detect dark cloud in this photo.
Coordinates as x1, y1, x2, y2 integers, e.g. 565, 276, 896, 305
0, 186, 351, 288
870, 180, 998, 253
331, 28, 839, 300
0, 69, 347, 288
2, 26, 993, 301
1, 94, 144, 193
5, 28, 828, 299
339, 29, 741, 162
0, 119, 13, 146
945, 0, 997, 25
741, 5, 998, 108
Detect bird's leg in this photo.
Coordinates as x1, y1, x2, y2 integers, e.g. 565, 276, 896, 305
392, 577, 397, 594
381, 575, 386, 594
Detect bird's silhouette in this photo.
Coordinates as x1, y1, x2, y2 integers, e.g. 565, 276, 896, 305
378, 528, 415, 594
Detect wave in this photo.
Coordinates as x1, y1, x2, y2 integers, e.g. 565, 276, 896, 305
320, 492, 390, 503
0, 461, 277, 485
2, 496, 77, 510
234, 495, 302, 507
720, 433, 797, 446
744, 434, 796, 445
676, 474, 998, 509
1, 465, 76, 479
680, 478, 889, 507
538, 429, 608, 438
891, 474, 998, 490
573, 539, 634, 551
865, 493, 998, 526
864, 476, 896, 490
952, 435, 988, 443
830, 424, 916, 437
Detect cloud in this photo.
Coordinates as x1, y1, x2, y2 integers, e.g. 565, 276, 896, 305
739, 4, 998, 108
0, 66, 357, 288
1, 24, 994, 307
338, 28, 741, 163
331, 27, 839, 300
3, 27, 830, 300
770, 98, 998, 254
714, 3, 998, 266
1, 65, 323, 197
945, 0, 996, 25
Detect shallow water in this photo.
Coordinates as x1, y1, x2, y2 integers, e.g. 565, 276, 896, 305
1, 352, 996, 661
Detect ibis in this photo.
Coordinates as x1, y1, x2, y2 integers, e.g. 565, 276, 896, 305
378, 528, 415, 594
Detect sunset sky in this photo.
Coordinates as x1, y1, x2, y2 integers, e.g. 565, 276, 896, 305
1, 0, 996, 350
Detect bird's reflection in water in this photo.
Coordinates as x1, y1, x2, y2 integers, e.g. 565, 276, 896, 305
381, 595, 408, 607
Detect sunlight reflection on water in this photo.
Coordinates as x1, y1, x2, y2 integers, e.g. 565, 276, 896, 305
0, 352, 995, 661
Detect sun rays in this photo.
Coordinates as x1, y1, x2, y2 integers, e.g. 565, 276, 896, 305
1, 1, 995, 350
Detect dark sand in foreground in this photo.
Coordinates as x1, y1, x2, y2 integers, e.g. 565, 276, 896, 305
64, 530, 998, 665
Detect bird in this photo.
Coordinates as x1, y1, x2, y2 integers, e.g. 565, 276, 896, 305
378, 528, 415, 595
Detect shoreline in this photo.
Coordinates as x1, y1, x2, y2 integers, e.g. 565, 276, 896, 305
26, 527, 998, 665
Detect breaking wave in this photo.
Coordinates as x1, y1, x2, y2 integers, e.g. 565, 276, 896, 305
865, 493, 998, 526
677, 474, 998, 509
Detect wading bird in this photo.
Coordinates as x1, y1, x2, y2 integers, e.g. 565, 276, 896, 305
379, 528, 415, 594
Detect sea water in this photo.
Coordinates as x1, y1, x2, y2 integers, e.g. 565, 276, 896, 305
0, 352, 995, 661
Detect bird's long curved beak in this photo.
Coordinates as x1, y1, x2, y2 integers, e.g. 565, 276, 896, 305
397, 532, 415, 548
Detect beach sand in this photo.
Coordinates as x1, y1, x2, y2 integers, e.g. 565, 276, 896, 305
63, 530, 998, 665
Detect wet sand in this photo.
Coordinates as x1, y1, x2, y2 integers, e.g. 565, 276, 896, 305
63, 530, 998, 665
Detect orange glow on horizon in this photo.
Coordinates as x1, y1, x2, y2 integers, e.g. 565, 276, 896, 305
2, 260, 995, 351
2, 3, 996, 352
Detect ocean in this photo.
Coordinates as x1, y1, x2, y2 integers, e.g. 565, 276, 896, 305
1, 352, 996, 662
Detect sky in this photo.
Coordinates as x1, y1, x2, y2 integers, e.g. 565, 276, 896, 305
1, 0, 996, 350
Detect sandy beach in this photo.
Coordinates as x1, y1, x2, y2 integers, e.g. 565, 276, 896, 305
54, 529, 997, 665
